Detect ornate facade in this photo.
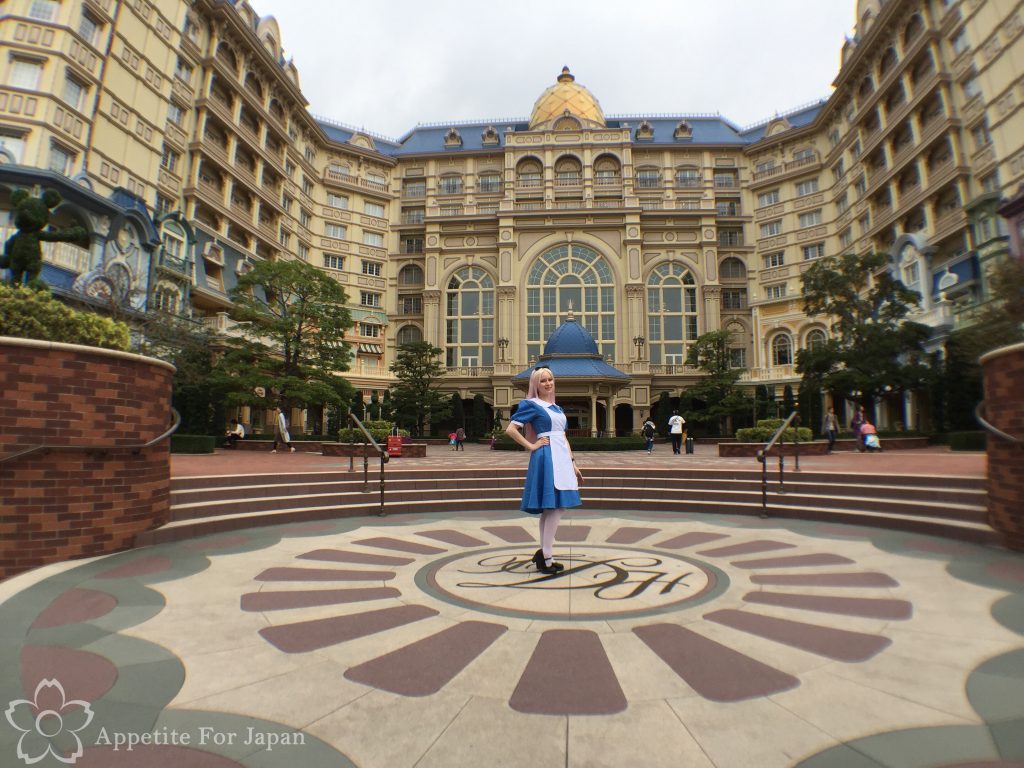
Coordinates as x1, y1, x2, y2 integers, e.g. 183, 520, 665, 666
2, 0, 1021, 433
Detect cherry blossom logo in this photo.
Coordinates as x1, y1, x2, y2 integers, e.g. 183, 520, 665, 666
4, 679, 94, 765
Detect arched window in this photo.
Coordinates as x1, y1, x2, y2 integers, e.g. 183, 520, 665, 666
647, 262, 699, 365
771, 334, 793, 366
903, 14, 924, 47
446, 266, 494, 367
594, 154, 621, 182
878, 48, 898, 79
215, 43, 238, 72
396, 325, 422, 347
526, 244, 615, 361
398, 264, 424, 285
720, 257, 747, 280
516, 158, 542, 188
554, 155, 582, 185
805, 329, 827, 350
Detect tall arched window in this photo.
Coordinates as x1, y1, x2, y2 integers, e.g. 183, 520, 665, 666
805, 329, 827, 350
398, 264, 424, 285
647, 262, 699, 365
396, 324, 422, 347
526, 244, 616, 361
446, 266, 494, 367
771, 334, 793, 366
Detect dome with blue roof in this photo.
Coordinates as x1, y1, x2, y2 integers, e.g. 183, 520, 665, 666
513, 313, 630, 384
543, 318, 599, 357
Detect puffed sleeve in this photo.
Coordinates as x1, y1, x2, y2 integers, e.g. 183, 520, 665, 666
509, 399, 537, 427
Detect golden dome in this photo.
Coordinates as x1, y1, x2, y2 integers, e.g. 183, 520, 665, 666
528, 67, 605, 130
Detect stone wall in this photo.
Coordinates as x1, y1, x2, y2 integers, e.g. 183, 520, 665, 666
0, 337, 175, 580
980, 341, 1024, 550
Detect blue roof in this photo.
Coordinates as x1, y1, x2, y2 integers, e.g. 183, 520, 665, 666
543, 320, 599, 356
513, 318, 630, 381
513, 357, 631, 381
314, 101, 828, 156
737, 102, 827, 142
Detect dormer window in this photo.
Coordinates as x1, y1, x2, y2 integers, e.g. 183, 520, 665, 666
481, 125, 499, 145
635, 120, 654, 140
553, 111, 581, 131
673, 121, 693, 140
444, 128, 462, 148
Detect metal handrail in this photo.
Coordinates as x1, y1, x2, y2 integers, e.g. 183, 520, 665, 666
755, 410, 801, 518
347, 412, 388, 516
0, 408, 181, 465
974, 401, 1022, 445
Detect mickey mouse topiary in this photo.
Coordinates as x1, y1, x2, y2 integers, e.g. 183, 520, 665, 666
1, 189, 89, 287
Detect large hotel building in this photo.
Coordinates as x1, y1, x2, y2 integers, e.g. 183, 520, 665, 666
2, 0, 1022, 434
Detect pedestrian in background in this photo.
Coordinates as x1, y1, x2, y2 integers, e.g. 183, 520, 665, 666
642, 416, 656, 454
668, 410, 686, 455
851, 405, 866, 452
271, 406, 295, 453
822, 406, 838, 454
455, 425, 466, 451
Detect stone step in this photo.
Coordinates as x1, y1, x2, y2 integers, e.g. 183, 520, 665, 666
171, 476, 985, 508
142, 496, 998, 548
169, 484, 985, 525
170, 467, 986, 492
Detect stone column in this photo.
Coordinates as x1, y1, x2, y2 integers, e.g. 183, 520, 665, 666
590, 394, 598, 437
497, 286, 517, 364
422, 290, 441, 348
625, 284, 646, 355
606, 397, 615, 436
702, 285, 722, 333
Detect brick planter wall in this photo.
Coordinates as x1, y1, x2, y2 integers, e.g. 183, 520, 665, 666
322, 443, 427, 458
718, 437, 931, 457
980, 341, 1024, 550
0, 337, 175, 580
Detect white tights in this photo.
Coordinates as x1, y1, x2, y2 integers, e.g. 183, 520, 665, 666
539, 508, 564, 564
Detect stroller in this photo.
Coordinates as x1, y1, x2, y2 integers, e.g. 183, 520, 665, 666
860, 422, 881, 452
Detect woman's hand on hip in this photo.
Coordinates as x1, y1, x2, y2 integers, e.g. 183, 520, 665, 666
530, 437, 550, 451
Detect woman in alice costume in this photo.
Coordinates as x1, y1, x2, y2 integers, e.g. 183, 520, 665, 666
504, 367, 583, 574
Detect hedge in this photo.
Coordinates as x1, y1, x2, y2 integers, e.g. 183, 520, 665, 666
170, 434, 217, 454
0, 283, 131, 350
493, 435, 646, 451
735, 419, 812, 443
948, 431, 987, 451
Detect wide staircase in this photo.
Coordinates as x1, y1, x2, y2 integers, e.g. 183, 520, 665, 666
139, 466, 996, 547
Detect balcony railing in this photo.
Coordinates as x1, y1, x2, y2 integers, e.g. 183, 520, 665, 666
401, 213, 425, 225
445, 366, 494, 377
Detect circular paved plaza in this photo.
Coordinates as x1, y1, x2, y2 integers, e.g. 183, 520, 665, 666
1, 493, 1022, 768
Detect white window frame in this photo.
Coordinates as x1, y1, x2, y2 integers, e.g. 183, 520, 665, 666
760, 220, 782, 238
361, 259, 382, 277
757, 189, 780, 208
802, 243, 825, 261
795, 178, 819, 197
362, 231, 384, 247
364, 201, 385, 217
323, 253, 344, 270
798, 210, 822, 228
324, 223, 346, 240
360, 291, 381, 308
10, 59, 43, 90
763, 251, 785, 269
326, 192, 348, 209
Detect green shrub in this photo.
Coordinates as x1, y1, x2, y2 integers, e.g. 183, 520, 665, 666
170, 434, 216, 453
492, 435, 646, 451
948, 431, 987, 451
735, 423, 813, 443
0, 283, 131, 350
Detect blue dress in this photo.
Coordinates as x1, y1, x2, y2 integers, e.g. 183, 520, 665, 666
510, 398, 582, 514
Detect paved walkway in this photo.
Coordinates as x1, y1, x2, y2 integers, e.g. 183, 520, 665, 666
2, 446, 1020, 768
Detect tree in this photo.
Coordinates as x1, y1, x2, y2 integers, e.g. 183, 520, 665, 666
450, 392, 465, 429
782, 384, 796, 416
471, 393, 488, 438
682, 330, 754, 436
137, 312, 223, 435
350, 389, 365, 419
212, 259, 354, 410
799, 252, 932, 410
369, 390, 381, 420
389, 341, 451, 436
655, 391, 672, 437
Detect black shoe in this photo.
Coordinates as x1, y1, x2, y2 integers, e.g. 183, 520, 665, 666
538, 559, 564, 575
532, 550, 544, 569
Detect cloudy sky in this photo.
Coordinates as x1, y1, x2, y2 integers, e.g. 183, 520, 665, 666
250, 1, 856, 140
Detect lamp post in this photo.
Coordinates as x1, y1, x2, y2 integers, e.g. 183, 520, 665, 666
632, 336, 646, 361
497, 337, 509, 362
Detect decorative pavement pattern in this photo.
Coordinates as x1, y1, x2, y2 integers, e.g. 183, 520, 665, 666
1, 509, 1022, 768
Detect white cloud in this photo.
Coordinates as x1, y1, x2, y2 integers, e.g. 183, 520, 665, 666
251, 0, 856, 138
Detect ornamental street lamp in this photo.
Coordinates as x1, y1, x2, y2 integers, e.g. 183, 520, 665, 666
632, 336, 646, 361
497, 337, 509, 362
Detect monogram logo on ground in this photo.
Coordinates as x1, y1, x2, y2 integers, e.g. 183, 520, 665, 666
4, 679, 94, 766
449, 549, 714, 605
